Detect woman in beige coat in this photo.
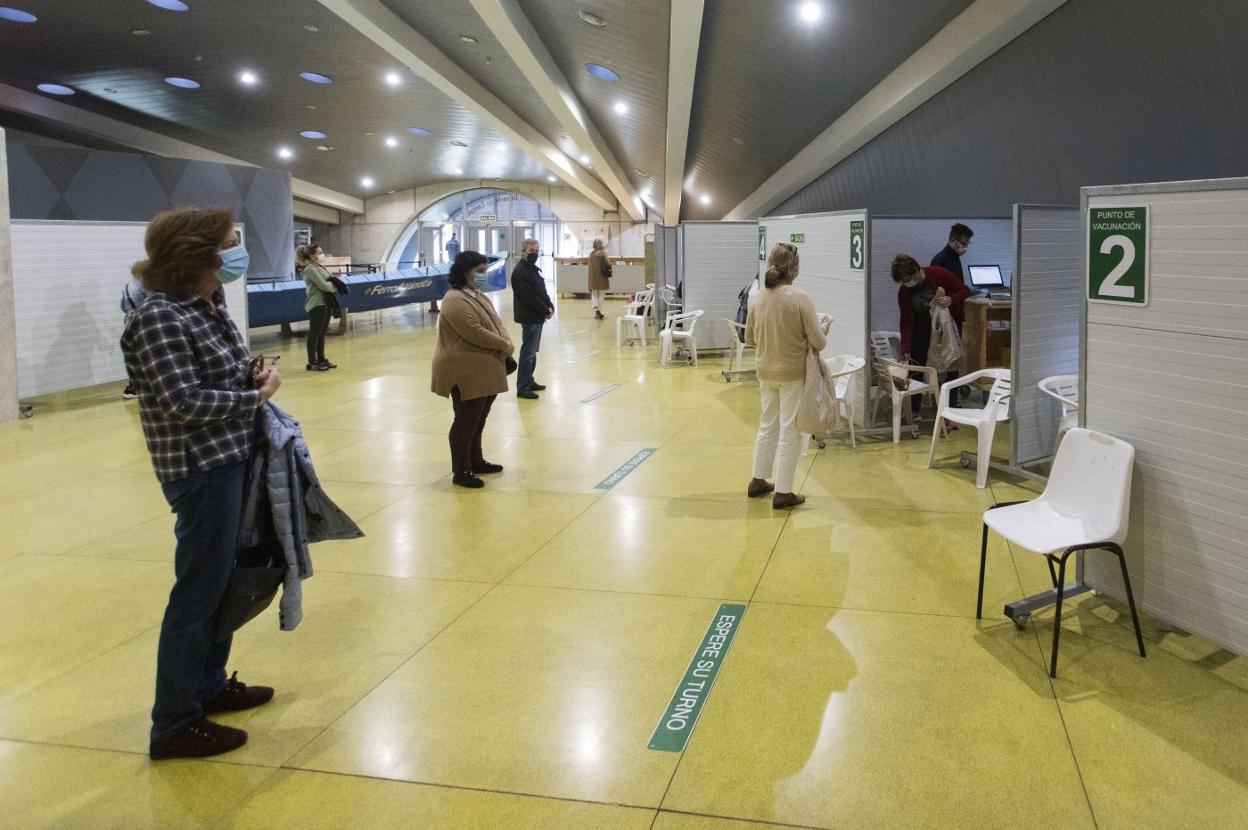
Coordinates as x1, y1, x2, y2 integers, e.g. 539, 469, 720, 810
431, 251, 515, 488
587, 237, 610, 320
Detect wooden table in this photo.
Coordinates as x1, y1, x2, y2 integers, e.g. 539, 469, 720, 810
962, 297, 1012, 374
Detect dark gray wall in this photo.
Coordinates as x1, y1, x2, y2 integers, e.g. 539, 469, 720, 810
774, 0, 1248, 217
4, 141, 294, 279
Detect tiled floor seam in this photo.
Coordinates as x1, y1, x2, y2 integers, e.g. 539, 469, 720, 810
656, 808, 833, 830
1043, 629, 1103, 830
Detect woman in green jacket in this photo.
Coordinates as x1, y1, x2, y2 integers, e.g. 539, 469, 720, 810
297, 245, 337, 371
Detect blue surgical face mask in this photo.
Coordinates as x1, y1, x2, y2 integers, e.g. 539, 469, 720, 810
215, 245, 250, 284
472, 268, 490, 291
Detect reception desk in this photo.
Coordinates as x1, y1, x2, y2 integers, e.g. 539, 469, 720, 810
554, 256, 647, 296
962, 297, 1012, 373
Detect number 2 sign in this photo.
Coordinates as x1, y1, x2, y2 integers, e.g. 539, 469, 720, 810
1088, 206, 1148, 305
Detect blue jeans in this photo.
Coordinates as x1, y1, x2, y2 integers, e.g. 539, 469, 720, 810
517, 323, 544, 394
151, 459, 247, 741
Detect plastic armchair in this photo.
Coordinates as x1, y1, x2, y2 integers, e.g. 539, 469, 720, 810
722, 319, 753, 372
659, 309, 703, 367
1039, 374, 1079, 440
872, 357, 939, 443
927, 368, 1012, 488
617, 287, 655, 347
659, 284, 684, 328
979, 428, 1145, 677
801, 354, 866, 452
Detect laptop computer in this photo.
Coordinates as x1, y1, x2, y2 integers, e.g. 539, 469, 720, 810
967, 265, 1010, 299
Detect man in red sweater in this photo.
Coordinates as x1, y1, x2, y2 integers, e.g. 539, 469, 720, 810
891, 254, 971, 416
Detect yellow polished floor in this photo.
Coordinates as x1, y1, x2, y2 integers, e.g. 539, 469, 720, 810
3, 288, 1248, 830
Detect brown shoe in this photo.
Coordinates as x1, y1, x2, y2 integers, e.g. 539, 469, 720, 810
150, 716, 247, 760
201, 671, 274, 715
747, 478, 775, 498
772, 492, 806, 509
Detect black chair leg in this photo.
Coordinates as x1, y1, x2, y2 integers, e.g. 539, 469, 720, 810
1046, 556, 1059, 588
1049, 551, 1072, 678
1110, 544, 1147, 659
977, 522, 989, 619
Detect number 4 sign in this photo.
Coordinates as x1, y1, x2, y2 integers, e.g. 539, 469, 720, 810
1088, 207, 1148, 305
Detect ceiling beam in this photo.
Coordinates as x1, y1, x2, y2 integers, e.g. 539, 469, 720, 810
316, 0, 619, 214
664, 0, 704, 225
0, 82, 364, 214
725, 0, 1067, 219
469, 0, 644, 221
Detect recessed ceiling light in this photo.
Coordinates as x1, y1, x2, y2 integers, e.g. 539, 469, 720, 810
164, 77, 200, 89
299, 71, 333, 85
303, 24, 319, 32
406, 127, 430, 136
547, 175, 557, 182
732, 136, 744, 145
579, 154, 590, 164
131, 29, 151, 35
360, 177, 375, 188
147, 0, 189, 11
36, 83, 74, 96
385, 136, 399, 148
577, 9, 607, 27
277, 146, 293, 160
239, 70, 258, 86
798, 1, 822, 24
0, 8, 38, 23
586, 64, 619, 82
299, 130, 327, 140
315, 145, 333, 151
454, 168, 463, 175
449, 140, 469, 147
384, 71, 402, 87
459, 34, 478, 44
700, 194, 711, 205
613, 101, 628, 115
306, 104, 317, 110
388, 190, 396, 194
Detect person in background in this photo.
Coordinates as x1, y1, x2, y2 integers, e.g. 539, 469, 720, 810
431, 251, 514, 488
121, 208, 281, 760
746, 243, 826, 510
119, 277, 149, 399
891, 254, 971, 416
511, 237, 554, 400
931, 222, 973, 282
297, 244, 337, 372
445, 232, 461, 263
587, 237, 610, 320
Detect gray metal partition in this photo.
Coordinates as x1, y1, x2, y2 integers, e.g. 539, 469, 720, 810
653, 224, 679, 325
1082, 177, 1248, 656
1009, 205, 1081, 469
680, 221, 759, 350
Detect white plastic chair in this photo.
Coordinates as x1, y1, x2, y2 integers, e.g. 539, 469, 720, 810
927, 368, 1011, 488
617, 287, 655, 347
659, 309, 703, 367
873, 357, 938, 443
979, 428, 1146, 677
722, 319, 754, 372
659, 284, 683, 328
801, 354, 866, 452
1038, 374, 1079, 438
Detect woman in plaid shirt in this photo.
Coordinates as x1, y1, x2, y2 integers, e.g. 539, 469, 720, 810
121, 208, 282, 760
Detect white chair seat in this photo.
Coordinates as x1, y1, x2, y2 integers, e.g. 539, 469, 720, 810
983, 502, 1112, 555
940, 406, 994, 426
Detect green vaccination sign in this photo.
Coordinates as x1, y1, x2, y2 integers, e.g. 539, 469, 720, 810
1088, 206, 1148, 305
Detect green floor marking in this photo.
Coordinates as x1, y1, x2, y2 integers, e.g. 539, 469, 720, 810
594, 448, 656, 490
648, 603, 747, 752
579, 384, 621, 404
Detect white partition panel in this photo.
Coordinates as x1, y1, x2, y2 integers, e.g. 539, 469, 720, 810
1082, 178, 1248, 656
758, 209, 870, 423
868, 217, 1013, 334
680, 221, 759, 350
13, 220, 249, 399
1010, 205, 1081, 467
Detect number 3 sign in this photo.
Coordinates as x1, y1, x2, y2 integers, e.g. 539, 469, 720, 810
1088, 206, 1148, 305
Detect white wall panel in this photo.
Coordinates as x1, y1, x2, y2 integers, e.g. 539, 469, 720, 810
680, 221, 758, 350
759, 209, 869, 423
868, 217, 1013, 334
13, 220, 249, 399
1082, 179, 1248, 656
1010, 205, 1081, 466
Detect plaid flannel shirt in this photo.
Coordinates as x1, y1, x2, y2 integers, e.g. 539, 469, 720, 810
121, 290, 261, 483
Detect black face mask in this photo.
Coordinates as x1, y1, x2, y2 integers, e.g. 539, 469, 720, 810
525, 251, 539, 264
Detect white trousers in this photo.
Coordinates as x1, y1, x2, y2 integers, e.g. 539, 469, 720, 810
591, 290, 605, 309
752, 379, 803, 493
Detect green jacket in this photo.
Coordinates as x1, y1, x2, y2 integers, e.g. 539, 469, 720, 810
303, 263, 336, 312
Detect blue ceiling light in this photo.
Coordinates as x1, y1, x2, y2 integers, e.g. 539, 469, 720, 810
147, 0, 189, 10
406, 127, 430, 136
299, 71, 333, 85
36, 83, 74, 96
164, 77, 200, 89
585, 63, 619, 82
0, 7, 38, 23
300, 130, 328, 140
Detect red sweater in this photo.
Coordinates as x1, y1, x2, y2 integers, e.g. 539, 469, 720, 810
897, 265, 971, 356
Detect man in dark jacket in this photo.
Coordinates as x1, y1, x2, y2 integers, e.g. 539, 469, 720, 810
931, 222, 973, 282
511, 238, 554, 399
